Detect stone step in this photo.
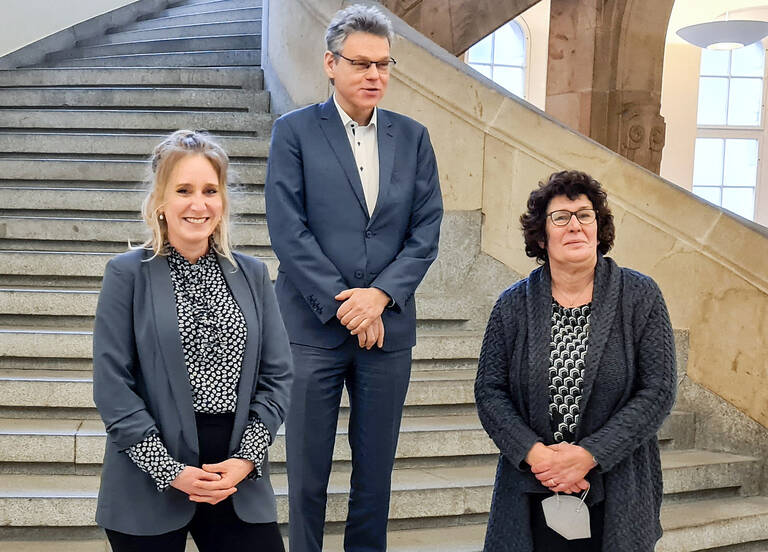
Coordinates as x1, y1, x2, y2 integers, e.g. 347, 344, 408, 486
0, 187, 265, 214
0, 412, 701, 469
658, 496, 768, 551
0, 332, 482, 362
154, 0, 260, 19
81, 21, 262, 46
0, 159, 265, 184
49, 35, 262, 62
0, 110, 273, 134
0, 88, 267, 111
0, 133, 268, 157
0, 414, 498, 466
0, 250, 277, 283
0, 454, 762, 528
0, 67, 263, 88
0, 217, 269, 246
41, 49, 262, 68
0, 368, 475, 409
0, 289, 469, 322
119, 8, 262, 32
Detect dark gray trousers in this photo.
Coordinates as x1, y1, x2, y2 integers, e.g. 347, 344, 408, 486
286, 338, 412, 552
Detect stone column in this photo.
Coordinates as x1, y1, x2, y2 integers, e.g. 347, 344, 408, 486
545, 0, 673, 174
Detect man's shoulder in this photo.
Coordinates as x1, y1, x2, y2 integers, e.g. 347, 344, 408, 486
276, 102, 323, 125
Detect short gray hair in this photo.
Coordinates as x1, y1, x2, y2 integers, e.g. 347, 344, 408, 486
325, 4, 394, 54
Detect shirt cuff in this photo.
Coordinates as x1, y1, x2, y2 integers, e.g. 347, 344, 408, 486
231, 417, 271, 480
124, 433, 186, 492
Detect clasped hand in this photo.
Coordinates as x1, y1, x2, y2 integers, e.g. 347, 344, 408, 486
335, 288, 390, 349
171, 458, 254, 505
526, 442, 596, 494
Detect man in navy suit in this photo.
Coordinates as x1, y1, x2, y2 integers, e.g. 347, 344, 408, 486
264, 5, 443, 551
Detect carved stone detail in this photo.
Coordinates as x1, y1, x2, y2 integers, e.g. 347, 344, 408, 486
619, 102, 666, 172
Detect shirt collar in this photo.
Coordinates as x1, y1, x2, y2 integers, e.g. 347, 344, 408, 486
333, 93, 377, 130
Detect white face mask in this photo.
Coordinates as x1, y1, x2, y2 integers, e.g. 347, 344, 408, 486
541, 487, 591, 540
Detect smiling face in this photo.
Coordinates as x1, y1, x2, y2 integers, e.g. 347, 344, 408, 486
161, 154, 223, 256
544, 194, 599, 267
324, 31, 390, 124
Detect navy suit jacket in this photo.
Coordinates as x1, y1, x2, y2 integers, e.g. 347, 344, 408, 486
265, 97, 443, 351
92, 249, 292, 535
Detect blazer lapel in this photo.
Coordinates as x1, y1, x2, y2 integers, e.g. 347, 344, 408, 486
576, 255, 621, 437
219, 254, 260, 452
147, 252, 198, 454
318, 97, 369, 218
526, 265, 554, 441
368, 109, 395, 228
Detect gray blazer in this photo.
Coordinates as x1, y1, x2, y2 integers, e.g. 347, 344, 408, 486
92, 248, 292, 535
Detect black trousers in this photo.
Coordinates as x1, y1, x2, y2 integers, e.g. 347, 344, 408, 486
529, 493, 605, 552
106, 413, 284, 552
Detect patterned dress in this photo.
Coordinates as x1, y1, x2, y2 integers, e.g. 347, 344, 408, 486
548, 300, 591, 443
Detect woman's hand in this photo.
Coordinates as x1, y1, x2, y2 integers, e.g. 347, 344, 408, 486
184, 458, 255, 505
170, 466, 235, 504
530, 442, 597, 493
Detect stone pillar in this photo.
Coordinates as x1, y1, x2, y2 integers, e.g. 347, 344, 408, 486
545, 0, 673, 174
380, 0, 540, 55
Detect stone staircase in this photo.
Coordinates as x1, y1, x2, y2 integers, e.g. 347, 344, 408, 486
1, 0, 768, 550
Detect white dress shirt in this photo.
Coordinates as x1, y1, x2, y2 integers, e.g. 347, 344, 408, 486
334, 94, 380, 216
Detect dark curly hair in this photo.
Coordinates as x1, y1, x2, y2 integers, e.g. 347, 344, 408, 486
520, 170, 615, 264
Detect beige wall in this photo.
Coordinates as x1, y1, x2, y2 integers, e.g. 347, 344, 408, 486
659, 43, 699, 191
518, 0, 550, 110
0, 0, 135, 57
268, 0, 768, 428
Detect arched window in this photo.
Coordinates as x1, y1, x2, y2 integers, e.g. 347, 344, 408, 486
693, 42, 765, 221
467, 21, 527, 98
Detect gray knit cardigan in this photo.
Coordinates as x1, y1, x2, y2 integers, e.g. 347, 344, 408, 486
475, 255, 676, 551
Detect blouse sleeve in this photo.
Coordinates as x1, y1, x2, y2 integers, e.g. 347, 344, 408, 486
124, 433, 187, 492
231, 417, 272, 479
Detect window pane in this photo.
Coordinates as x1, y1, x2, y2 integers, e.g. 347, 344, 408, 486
493, 66, 525, 97
693, 138, 724, 187
469, 63, 492, 78
467, 34, 492, 64
731, 42, 765, 77
724, 139, 758, 187
727, 78, 763, 126
722, 188, 755, 219
700, 48, 730, 76
697, 77, 729, 125
493, 21, 525, 66
693, 186, 722, 205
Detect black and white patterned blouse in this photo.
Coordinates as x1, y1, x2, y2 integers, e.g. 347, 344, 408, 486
548, 300, 591, 443
124, 246, 271, 491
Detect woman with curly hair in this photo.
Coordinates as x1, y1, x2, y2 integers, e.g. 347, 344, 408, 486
475, 170, 676, 551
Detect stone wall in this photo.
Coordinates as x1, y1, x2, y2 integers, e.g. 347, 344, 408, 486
263, 0, 768, 428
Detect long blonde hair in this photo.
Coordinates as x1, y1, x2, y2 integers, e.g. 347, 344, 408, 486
140, 130, 235, 266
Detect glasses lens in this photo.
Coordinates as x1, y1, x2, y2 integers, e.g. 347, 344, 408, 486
551, 211, 572, 225
576, 210, 596, 224
375, 61, 391, 72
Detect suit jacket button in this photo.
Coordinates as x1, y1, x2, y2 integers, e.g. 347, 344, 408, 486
354, 270, 363, 279
365, 231, 373, 238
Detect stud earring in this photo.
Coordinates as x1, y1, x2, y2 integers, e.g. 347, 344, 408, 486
159, 213, 165, 220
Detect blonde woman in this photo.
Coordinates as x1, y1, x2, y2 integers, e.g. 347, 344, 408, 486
92, 130, 292, 551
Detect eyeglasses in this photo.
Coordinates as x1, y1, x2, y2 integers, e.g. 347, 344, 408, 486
334, 53, 397, 73
547, 209, 597, 226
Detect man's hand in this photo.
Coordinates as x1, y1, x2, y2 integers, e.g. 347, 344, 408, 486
335, 288, 390, 333
178, 458, 255, 505
530, 442, 597, 493
356, 315, 385, 349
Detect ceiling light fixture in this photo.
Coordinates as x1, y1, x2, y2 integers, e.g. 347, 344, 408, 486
677, 16, 768, 50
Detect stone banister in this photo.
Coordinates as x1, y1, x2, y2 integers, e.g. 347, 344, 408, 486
262, 0, 768, 427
